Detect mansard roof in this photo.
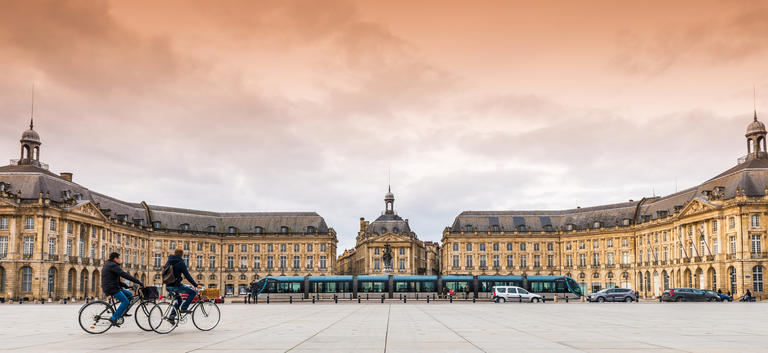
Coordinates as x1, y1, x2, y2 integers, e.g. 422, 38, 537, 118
365, 213, 413, 237
450, 158, 768, 233
0, 165, 330, 234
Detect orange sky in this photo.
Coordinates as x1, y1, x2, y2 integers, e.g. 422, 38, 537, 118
0, 0, 767, 252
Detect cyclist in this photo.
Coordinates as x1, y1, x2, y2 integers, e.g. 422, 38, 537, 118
101, 252, 144, 327
164, 249, 201, 321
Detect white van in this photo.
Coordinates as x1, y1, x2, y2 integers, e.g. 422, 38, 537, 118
491, 286, 543, 303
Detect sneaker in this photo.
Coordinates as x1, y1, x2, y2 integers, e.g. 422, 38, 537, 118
122, 313, 132, 317
180, 309, 194, 314
108, 318, 121, 327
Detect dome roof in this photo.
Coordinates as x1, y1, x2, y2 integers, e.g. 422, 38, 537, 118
747, 114, 766, 135
21, 128, 40, 143
364, 214, 413, 237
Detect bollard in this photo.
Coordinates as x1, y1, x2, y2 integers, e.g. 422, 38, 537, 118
450, 295, 453, 303
565, 295, 569, 303
366, 294, 369, 301
542, 296, 546, 303
334, 295, 338, 304
358, 296, 361, 303
290, 296, 293, 304
519, 295, 522, 303
416, 293, 418, 301
404, 295, 407, 304
381, 294, 385, 303
267, 295, 270, 304
554, 296, 558, 303
427, 296, 430, 303
472, 296, 476, 303
399, 293, 402, 300
312, 296, 316, 304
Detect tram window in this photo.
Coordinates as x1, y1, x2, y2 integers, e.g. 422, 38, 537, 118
555, 279, 567, 292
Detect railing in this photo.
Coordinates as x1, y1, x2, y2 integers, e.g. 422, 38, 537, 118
681, 258, 690, 263
620, 264, 631, 269
705, 255, 715, 261
82, 258, 91, 265
693, 256, 701, 262
69, 256, 79, 264
48, 255, 59, 261
239, 267, 247, 272
728, 254, 738, 260
751, 252, 768, 259
23, 254, 33, 260
605, 264, 615, 268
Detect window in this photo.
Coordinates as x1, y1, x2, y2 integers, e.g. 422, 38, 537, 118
267, 244, 273, 252
210, 244, 216, 252
181, 224, 189, 231
254, 244, 260, 252
465, 224, 472, 232
752, 235, 762, 255
210, 256, 217, 269
49, 219, 56, 231
170, 241, 176, 250
466, 255, 473, 267
399, 248, 405, 255
565, 254, 573, 267
66, 239, 72, 257
254, 256, 261, 269
453, 255, 460, 268
307, 244, 313, 252
280, 226, 288, 234
493, 255, 500, 267
729, 217, 736, 229
752, 214, 761, 228
547, 242, 554, 251
606, 252, 614, 265
592, 252, 599, 266
227, 256, 234, 269
0, 236, 8, 258
48, 237, 56, 257
593, 240, 599, 249
606, 239, 613, 248
228, 245, 234, 253
319, 256, 327, 269
492, 225, 500, 232
293, 256, 300, 268
291, 244, 298, 253
621, 238, 628, 247
197, 255, 203, 268
466, 243, 472, 251
24, 217, 34, 230
579, 241, 585, 250
374, 259, 381, 270
506, 255, 514, 268
713, 238, 719, 254
566, 243, 572, 251
399, 258, 406, 270
23, 236, 34, 258
374, 247, 380, 255
579, 254, 586, 266
533, 255, 540, 268
254, 226, 263, 234
21, 267, 32, 292
520, 255, 527, 267
520, 243, 526, 251
183, 254, 189, 266
67, 222, 72, 234
753, 266, 763, 292
321, 244, 326, 252
208, 225, 216, 233
662, 247, 668, 261
712, 220, 718, 232
730, 236, 737, 254
0, 217, 7, 230
280, 244, 286, 252
518, 225, 527, 232
278, 255, 286, 269
506, 243, 513, 251
480, 255, 487, 267
533, 243, 539, 251
307, 226, 315, 234
306, 256, 313, 269
480, 243, 486, 252
228, 226, 237, 234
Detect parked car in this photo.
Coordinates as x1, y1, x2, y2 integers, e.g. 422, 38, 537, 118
704, 290, 731, 302
491, 286, 543, 303
661, 288, 720, 302
588, 288, 636, 302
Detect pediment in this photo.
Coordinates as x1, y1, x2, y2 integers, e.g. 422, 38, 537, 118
677, 197, 719, 218
0, 197, 18, 208
368, 232, 412, 244
66, 201, 108, 221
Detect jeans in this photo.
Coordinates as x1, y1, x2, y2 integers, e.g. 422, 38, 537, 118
111, 289, 132, 320
167, 286, 197, 312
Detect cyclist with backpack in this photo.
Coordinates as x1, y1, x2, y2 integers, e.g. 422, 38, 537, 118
163, 249, 201, 320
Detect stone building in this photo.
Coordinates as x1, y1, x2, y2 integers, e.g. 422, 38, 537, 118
0, 120, 337, 301
338, 187, 434, 275
442, 113, 768, 298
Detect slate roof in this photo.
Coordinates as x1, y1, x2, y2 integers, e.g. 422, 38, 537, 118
450, 158, 768, 233
364, 213, 413, 237
0, 164, 330, 234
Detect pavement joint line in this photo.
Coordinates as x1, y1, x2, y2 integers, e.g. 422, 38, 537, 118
283, 305, 366, 353
185, 307, 328, 353
415, 305, 487, 353
383, 304, 391, 353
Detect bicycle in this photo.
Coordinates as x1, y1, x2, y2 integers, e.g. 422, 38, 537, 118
148, 286, 221, 334
78, 286, 159, 334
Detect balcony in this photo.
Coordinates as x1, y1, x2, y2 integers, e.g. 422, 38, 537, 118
705, 255, 715, 261
82, 258, 91, 265
196, 266, 204, 271
238, 267, 248, 272
577, 265, 587, 269
605, 264, 615, 269
48, 255, 59, 261
693, 256, 701, 262
591, 264, 601, 268
69, 256, 79, 264
751, 252, 768, 259
681, 258, 690, 263
620, 264, 631, 269
94, 259, 101, 266
728, 254, 738, 260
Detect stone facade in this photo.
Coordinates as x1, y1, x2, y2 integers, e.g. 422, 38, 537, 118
441, 113, 768, 299
0, 121, 337, 301
337, 188, 436, 275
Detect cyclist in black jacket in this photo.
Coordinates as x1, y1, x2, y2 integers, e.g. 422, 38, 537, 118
165, 249, 201, 318
101, 252, 143, 327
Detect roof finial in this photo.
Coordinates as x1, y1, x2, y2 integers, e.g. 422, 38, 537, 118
388, 165, 391, 193
755, 84, 758, 122
30, 82, 35, 130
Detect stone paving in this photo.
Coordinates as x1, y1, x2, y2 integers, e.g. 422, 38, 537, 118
0, 302, 767, 353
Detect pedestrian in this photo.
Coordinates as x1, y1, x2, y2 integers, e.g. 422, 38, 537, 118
246, 291, 251, 304
745, 289, 753, 301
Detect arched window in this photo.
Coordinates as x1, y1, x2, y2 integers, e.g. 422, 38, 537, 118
208, 225, 216, 233
254, 226, 263, 234
33, 146, 39, 160
518, 225, 527, 232
239, 275, 246, 280
593, 221, 601, 229
22, 145, 30, 159
307, 226, 315, 234
645, 272, 651, 292
228, 226, 237, 234
210, 274, 216, 280
226, 274, 233, 280
21, 266, 32, 292
579, 272, 585, 279
729, 266, 737, 294
753, 266, 763, 292
392, 227, 399, 234
67, 269, 75, 292
0, 266, 5, 292
711, 269, 717, 291
663, 271, 669, 290
180, 224, 190, 231
607, 272, 614, 279
465, 224, 472, 232
280, 226, 288, 234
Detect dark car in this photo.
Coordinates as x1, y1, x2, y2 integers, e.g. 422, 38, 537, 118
661, 288, 720, 302
588, 288, 637, 302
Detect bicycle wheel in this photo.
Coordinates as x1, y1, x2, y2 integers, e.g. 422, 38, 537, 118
192, 301, 220, 331
149, 301, 179, 334
134, 301, 156, 332
78, 301, 114, 334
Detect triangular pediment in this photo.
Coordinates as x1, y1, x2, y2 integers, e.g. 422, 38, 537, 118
0, 198, 19, 208
368, 232, 412, 243
677, 197, 719, 218
66, 201, 108, 221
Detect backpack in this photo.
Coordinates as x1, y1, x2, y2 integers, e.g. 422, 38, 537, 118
161, 261, 177, 285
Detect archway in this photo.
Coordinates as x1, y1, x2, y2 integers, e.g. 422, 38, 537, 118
653, 271, 660, 296
80, 269, 89, 299
47, 267, 57, 298
0, 266, 5, 294
728, 266, 737, 295
707, 267, 717, 290
661, 270, 669, 290
67, 268, 76, 297
695, 268, 704, 289
683, 268, 692, 287
91, 270, 100, 298
19, 266, 33, 296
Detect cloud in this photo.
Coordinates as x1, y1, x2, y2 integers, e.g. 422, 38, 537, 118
610, 5, 768, 75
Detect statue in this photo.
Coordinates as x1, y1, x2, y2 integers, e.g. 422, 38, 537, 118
382, 243, 393, 272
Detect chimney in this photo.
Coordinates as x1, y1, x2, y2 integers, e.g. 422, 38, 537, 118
60, 172, 73, 182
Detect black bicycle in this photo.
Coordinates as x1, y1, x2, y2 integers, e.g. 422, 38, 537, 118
148, 287, 221, 334
78, 286, 159, 334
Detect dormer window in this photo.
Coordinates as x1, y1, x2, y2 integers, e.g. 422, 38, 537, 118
566, 224, 574, 231
392, 227, 399, 234
492, 225, 500, 232
133, 219, 144, 227
207, 225, 216, 233
152, 221, 161, 229
593, 221, 601, 229
465, 225, 472, 232
380, 227, 387, 233
544, 225, 553, 232
180, 223, 190, 231
254, 226, 263, 234
642, 215, 651, 222
228, 226, 237, 234
307, 226, 315, 234
518, 225, 527, 232
280, 226, 288, 234
622, 219, 631, 226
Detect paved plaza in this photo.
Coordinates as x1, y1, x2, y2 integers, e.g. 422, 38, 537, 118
0, 302, 766, 353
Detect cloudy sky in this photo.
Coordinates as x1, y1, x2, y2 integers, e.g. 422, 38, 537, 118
1, 0, 767, 254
